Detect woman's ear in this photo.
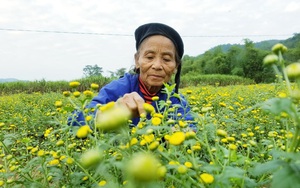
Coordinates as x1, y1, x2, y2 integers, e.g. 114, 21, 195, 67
173, 67, 178, 74
134, 53, 140, 69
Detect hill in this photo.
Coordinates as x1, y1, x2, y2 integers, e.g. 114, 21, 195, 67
181, 33, 300, 83
0, 78, 20, 83
208, 33, 300, 53
209, 39, 281, 52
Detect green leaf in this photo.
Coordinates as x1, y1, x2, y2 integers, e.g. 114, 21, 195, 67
271, 162, 300, 188
251, 159, 283, 176
259, 98, 294, 115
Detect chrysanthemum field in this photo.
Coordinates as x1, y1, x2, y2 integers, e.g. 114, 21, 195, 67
0, 45, 299, 188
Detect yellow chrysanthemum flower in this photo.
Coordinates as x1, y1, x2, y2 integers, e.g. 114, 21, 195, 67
228, 144, 237, 150
54, 101, 63, 108
153, 113, 164, 118
184, 161, 193, 168
226, 136, 235, 142
140, 139, 147, 146
69, 81, 80, 88
148, 141, 160, 151
91, 83, 99, 90
216, 129, 227, 137
56, 140, 64, 146
59, 155, 66, 161
48, 159, 60, 166
186, 90, 192, 94
151, 117, 161, 126
84, 115, 92, 122
83, 90, 93, 97
169, 160, 180, 166
143, 134, 155, 143
130, 138, 138, 146
192, 145, 201, 151
82, 176, 89, 181
31, 147, 38, 154
152, 96, 159, 101
143, 103, 155, 115
37, 150, 45, 157
66, 157, 74, 165
62, 91, 71, 97
73, 91, 81, 98
169, 132, 185, 146
76, 125, 92, 139
98, 180, 107, 186
200, 173, 214, 184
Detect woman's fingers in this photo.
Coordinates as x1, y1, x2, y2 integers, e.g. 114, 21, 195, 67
118, 92, 146, 118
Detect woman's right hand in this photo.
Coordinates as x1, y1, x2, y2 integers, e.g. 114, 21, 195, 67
117, 92, 146, 118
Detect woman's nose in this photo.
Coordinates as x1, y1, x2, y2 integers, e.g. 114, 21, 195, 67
152, 58, 163, 69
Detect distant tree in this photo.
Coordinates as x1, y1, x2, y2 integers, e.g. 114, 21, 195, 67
181, 57, 195, 75
285, 41, 300, 63
83, 65, 103, 77
241, 39, 266, 83
108, 68, 127, 78
115, 68, 127, 77
182, 34, 300, 83
202, 47, 231, 74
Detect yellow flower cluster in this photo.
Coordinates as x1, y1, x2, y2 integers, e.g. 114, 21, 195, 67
76, 125, 92, 138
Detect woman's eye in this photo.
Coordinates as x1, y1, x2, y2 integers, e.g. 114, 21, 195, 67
146, 56, 154, 60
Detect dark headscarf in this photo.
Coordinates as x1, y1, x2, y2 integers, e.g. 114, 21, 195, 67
134, 23, 184, 93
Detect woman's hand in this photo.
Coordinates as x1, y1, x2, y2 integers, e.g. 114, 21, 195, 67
117, 92, 146, 118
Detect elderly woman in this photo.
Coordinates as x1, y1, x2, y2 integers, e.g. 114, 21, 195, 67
70, 23, 193, 127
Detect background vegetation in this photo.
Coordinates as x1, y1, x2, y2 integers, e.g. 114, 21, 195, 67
0, 33, 299, 95
181, 33, 300, 83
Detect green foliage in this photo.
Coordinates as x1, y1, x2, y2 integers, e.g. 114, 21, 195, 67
182, 33, 300, 83
83, 64, 103, 77
108, 68, 127, 79
1, 78, 300, 187
180, 73, 255, 87
0, 77, 112, 95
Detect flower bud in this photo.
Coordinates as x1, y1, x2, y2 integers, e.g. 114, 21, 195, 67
126, 152, 160, 182
272, 43, 287, 55
95, 105, 131, 131
80, 149, 103, 168
285, 63, 300, 79
216, 129, 227, 137
290, 90, 300, 101
263, 54, 278, 66
63, 91, 71, 97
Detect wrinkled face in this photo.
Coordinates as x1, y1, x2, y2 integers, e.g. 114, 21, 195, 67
135, 35, 177, 93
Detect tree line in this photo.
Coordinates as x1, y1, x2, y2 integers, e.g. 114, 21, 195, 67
83, 33, 300, 84
181, 33, 300, 83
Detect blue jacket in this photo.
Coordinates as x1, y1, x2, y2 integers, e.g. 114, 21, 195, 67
69, 73, 194, 126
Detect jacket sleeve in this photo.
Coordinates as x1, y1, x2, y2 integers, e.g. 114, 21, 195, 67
170, 94, 197, 131
68, 74, 136, 126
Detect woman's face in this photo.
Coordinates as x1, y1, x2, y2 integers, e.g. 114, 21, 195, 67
135, 35, 177, 93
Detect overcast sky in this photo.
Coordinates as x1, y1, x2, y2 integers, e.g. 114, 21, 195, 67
1, 0, 299, 81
